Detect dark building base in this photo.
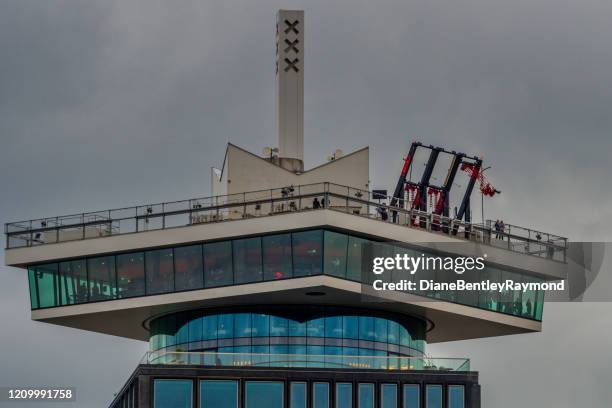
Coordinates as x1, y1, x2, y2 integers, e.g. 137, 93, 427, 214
110, 364, 480, 408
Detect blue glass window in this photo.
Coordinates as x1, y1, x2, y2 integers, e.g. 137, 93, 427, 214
359, 316, 374, 341
290, 382, 307, 408
403, 385, 419, 408
202, 315, 217, 340
234, 313, 251, 337
426, 385, 442, 408
252, 314, 269, 337
263, 234, 293, 280
325, 316, 343, 338
270, 316, 288, 336
388, 320, 400, 344
381, 384, 398, 408
343, 316, 358, 339
188, 316, 203, 343
289, 319, 306, 337
200, 380, 237, 408
374, 317, 388, 343
154, 379, 192, 408
233, 237, 263, 284
204, 241, 233, 287
176, 320, 189, 345
336, 383, 352, 408
174, 245, 203, 291
358, 383, 374, 408
313, 382, 329, 408
307, 318, 325, 337
292, 230, 322, 277
217, 314, 234, 338
245, 381, 284, 408
448, 385, 465, 408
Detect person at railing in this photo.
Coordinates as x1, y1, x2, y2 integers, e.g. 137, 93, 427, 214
499, 220, 505, 240
312, 197, 321, 209
378, 206, 388, 221
494, 220, 501, 239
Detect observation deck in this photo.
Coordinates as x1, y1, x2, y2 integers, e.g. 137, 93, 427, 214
4, 182, 568, 344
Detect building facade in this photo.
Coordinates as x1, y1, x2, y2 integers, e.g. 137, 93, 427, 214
3, 10, 567, 408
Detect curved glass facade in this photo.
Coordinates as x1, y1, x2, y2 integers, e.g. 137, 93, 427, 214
149, 307, 426, 368
26, 228, 545, 321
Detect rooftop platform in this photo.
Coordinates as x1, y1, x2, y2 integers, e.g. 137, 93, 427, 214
5, 182, 567, 268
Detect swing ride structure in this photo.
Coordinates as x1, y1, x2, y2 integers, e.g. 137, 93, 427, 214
389, 141, 500, 229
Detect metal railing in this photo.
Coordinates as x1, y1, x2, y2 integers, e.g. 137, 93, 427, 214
140, 351, 471, 372
4, 182, 567, 262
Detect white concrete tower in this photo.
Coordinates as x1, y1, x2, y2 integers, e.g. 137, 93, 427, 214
276, 10, 304, 171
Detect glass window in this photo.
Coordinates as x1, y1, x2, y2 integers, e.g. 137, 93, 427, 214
235, 313, 251, 337
154, 379, 192, 408
403, 385, 419, 408
174, 245, 203, 291
347, 236, 368, 282
522, 276, 538, 319
313, 382, 329, 408
27, 268, 39, 309
343, 316, 358, 339
245, 381, 284, 408
336, 383, 352, 408
204, 241, 233, 287
290, 382, 306, 408
117, 252, 145, 298
448, 385, 464, 408
146, 249, 174, 295
374, 317, 388, 343
234, 237, 263, 284
292, 230, 323, 277
359, 316, 374, 341
324, 231, 348, 277
188, 316, 203, 343
325, 315, 343, 338
31, 264, 59, 308
88, 256, 116, 301
263, 234, 293, 280
426, 385, 442, 408
252, 313, 269, 337
307, 318, 325, 337
478, 267, 500, 311
270, 316, 288, 336
289, 319, 306, 337
200, 380, 238, 408
381, 384, 397, 408
358, 383, 374, 408
59, 260, 88, 305
176, 320, 189, 345
388, 320, 400, 344
217, 314, 234, 339
203, 315, 218, 340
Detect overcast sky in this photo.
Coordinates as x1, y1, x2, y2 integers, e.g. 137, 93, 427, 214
1, 1, 611, 406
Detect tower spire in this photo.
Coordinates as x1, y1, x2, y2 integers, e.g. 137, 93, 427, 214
276, 10, 304, 171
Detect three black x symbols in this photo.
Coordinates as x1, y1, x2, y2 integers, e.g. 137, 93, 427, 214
284, 19, 299, 34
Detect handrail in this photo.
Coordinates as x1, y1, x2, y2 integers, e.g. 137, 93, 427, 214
139, 351, 471, 372
4, 181, 567, 262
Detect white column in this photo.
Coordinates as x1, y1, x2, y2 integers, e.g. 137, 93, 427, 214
276, 10, 304, 164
